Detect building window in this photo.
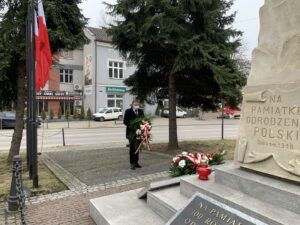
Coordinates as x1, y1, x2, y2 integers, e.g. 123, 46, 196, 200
108, 61, 124, 79
107, 94, 123, 108
60, 69, 73, 84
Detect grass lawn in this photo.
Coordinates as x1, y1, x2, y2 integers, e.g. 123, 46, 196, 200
0, 153, 67, 202
152, 139, 236, 160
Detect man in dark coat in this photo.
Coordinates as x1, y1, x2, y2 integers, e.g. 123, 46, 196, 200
123, 100, 144, 170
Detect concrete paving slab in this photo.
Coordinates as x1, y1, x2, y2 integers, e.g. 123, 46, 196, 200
90, 188, 165, 225
46, 148, 171, 186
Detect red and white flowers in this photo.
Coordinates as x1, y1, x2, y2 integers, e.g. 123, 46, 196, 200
169, 150, 226, 177
135, 120, 152, 154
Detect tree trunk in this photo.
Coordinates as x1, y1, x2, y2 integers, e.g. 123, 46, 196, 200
7, 64, 26, 163
168, 74, 179, 150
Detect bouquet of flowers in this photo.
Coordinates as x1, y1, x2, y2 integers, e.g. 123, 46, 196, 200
169, 152, 198, 177
169, 149, 226, 177
129, 116, 152, 154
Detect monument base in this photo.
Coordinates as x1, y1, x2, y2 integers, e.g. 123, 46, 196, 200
89, 163, 300, 225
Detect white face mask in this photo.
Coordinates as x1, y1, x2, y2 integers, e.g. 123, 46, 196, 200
133, 105, 140, 110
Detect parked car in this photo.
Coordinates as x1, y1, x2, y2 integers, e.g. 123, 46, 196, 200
93, 107, 123, 122
163, 107, 187, 118
217, 107, 241, 119
0, 111, 41, 129
0, 111, 16, 128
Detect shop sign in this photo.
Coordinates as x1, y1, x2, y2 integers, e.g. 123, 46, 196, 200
106, 86, 127, 93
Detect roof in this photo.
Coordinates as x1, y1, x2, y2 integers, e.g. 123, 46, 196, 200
87, 27, 112, 43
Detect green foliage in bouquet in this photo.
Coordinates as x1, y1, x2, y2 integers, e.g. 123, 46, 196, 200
128, 116, 152, 142
207, 145, 226, 166
169, 154, 196, 177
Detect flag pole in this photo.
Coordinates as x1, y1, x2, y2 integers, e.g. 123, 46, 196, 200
26, 0, 39, 188
31, 0, 39, 188
26, 0, 33, 178
26, 0, 35, 179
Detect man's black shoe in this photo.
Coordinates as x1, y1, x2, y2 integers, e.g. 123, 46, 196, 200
135, 164, 142, 168
131, 164, 136, 170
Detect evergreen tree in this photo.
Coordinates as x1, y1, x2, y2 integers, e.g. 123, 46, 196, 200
0, 0, 88, 162
79, 106, 85, 120
41, 110, 47, 121
57, 107, 62, 119
73, 109, 79, 119
108, 0, 246, 150
86, 107, 92, 120
49, 109, 54, 120
65, 109, 70, 120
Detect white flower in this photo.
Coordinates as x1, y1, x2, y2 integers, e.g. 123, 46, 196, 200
181, 152, 188, 156
178, 160, 186, 168
136, 129, 141, 135
173, 157, 180, 163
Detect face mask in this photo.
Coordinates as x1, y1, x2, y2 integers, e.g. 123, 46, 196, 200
133, 105, 140, 110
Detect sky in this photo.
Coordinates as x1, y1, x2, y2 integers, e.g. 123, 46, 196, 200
79, 0, 265, 59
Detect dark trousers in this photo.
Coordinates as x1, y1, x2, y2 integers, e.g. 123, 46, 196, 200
129, 140, 139, 165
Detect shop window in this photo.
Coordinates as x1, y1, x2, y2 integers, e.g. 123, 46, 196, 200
108, 61, 124, 79
60, 101, 74, 115
60, 69, 73, 83
107, 94, 123, 108
38, 100, 48, 116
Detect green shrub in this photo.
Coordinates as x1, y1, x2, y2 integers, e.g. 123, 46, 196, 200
73, 110, 79, 119
57, 107, 62, 119
49, 109, 54, 120
65, 109, 70, 120
86, 107, 92, 120
79, 106, 85, 120
41, 110, 47, 121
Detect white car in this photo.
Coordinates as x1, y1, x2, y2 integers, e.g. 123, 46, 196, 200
163, 107, 187, 118
93, 107, 123, 122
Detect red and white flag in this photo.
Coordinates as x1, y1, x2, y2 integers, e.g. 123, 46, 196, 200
34, 0, 52, 91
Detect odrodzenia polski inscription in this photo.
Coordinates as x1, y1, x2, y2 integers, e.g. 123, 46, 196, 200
246, 95, 299, 147
166, 193, 266, 225
236, 89, 300, 182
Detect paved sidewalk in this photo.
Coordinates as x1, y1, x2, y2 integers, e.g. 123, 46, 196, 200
0, 176, 167, 225
0, 146, 172, 225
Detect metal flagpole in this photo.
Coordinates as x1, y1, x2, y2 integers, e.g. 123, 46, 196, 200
26, 0, 38, 187
31, 0, 39, 188
26, 0, 33, 179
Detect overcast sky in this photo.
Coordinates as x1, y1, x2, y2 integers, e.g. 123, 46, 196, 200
79, 0, 264, 59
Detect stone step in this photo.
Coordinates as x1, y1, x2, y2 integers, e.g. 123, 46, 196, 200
147, 186, 188, 221
215, 163, 300, 214
180, 174, 300, 225
89, 188, 165, 225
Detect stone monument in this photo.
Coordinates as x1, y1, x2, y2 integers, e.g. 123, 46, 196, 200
235, 0, 300, 183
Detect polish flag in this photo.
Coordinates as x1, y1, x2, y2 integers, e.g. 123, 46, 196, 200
35, 0, 52, 91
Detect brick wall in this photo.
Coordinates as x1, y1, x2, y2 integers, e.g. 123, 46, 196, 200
48, 61, 60, 115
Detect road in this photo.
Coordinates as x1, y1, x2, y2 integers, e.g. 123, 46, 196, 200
0, 119, 239, 151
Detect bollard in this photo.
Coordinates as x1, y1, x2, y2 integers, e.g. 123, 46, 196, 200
7, 155, 23, 212
62, 128, 66, 146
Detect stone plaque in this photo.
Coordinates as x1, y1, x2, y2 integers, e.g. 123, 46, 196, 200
235, 0, 300, 183
166, 193, 266, 225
